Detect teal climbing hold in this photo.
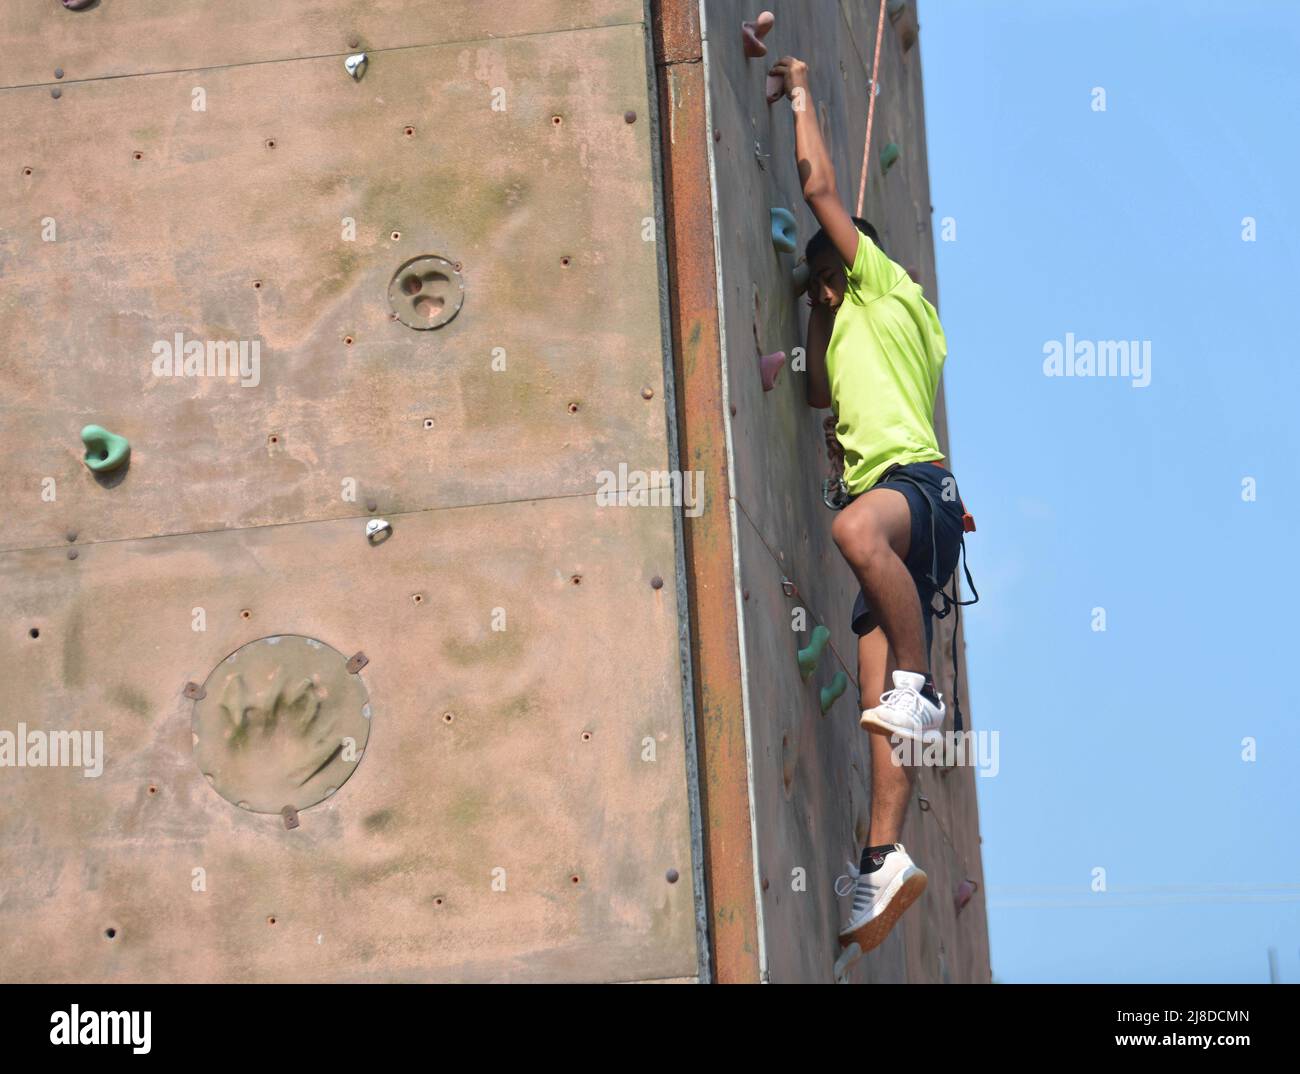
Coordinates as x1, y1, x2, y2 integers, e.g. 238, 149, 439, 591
770, 207, 797, 254
797, 624, 830, 682
879, 142, 900, 175
820, 670, 848, 714
81, 425, 130, 473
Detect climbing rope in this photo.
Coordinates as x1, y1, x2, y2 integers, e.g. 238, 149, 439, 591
855, 0, 888, 217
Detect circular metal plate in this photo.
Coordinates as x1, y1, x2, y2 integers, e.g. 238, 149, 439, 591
387, 255, 465, 330
191, 635, 371, 814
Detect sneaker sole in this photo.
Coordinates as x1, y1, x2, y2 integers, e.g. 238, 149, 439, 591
838, 867, 928, 953
860, 711, 943, 744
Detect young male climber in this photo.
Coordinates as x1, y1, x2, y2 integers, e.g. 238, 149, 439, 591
769, 55, 972, 954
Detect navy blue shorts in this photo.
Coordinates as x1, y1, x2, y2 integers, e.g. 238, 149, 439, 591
849, 461, 966, 652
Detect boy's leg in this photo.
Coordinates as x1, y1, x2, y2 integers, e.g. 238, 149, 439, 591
831, 488, 926, 673
839, 625, 929, 953
858, 627, 911, 846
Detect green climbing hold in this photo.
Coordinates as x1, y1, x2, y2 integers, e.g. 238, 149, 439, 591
820, 671, 849, 714
880, 142, 901, 175
797, 624, 830, 682
81, 425, 130, 473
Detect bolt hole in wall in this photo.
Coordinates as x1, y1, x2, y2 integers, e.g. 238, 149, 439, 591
29, 627, 40, 639
104, 928, 116, 941
240, 609, 251, 620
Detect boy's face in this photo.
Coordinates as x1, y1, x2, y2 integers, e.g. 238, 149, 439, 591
809, 251, 847, 309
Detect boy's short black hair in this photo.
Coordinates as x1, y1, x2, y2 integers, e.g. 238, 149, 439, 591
805, 216, 881, 264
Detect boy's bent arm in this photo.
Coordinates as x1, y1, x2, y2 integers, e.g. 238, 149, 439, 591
805, 302, 833, 409
771, 55, 860, 268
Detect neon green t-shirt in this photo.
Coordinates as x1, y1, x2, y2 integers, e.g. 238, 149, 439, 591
826, 230, 947, 493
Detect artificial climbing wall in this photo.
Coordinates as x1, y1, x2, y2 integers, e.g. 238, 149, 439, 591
697, 0, 990, 982
0, 1, 705, 982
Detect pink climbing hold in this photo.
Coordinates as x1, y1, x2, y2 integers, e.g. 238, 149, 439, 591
954, 878, 978, 915
742, 11, 775, 59
760, 350, 785, 392
765, 72, 785, 104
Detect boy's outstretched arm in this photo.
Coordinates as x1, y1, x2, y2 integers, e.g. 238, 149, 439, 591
770, 55, 860, 269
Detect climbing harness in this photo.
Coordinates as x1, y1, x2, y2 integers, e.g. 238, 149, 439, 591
824, 461, 979, 732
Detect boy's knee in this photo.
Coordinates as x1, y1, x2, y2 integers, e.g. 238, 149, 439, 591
832, 508, 890, 565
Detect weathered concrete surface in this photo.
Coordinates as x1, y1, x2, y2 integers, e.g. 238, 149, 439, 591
0, 3, 701, 982
696, 0, 989, 982
0, 497, 697, 983
0, 1, 645, 88
1, 23, 664, 552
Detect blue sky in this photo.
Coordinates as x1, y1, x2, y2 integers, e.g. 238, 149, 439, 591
921, 0, 1300, 982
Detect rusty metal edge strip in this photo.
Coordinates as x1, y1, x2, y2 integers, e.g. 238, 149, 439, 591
640, 1, 713, 986
695, 0, 769, 984
650, 0, 763, 983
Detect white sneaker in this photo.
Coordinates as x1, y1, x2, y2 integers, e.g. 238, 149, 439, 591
860, 669, 945, 742
835, 844, 928, 951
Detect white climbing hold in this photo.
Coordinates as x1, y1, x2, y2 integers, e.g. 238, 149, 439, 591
365, 518, 391, 543
345, 53, 368, 81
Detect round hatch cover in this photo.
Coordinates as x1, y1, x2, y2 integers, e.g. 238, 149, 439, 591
191, 635, 371, 814
387, 254, 465, 330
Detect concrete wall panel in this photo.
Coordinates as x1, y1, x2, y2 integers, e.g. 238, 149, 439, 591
2, 24, 664, 551
0, 496, 698, 982
1, 5, 703, 983
2, 0, 645, 88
